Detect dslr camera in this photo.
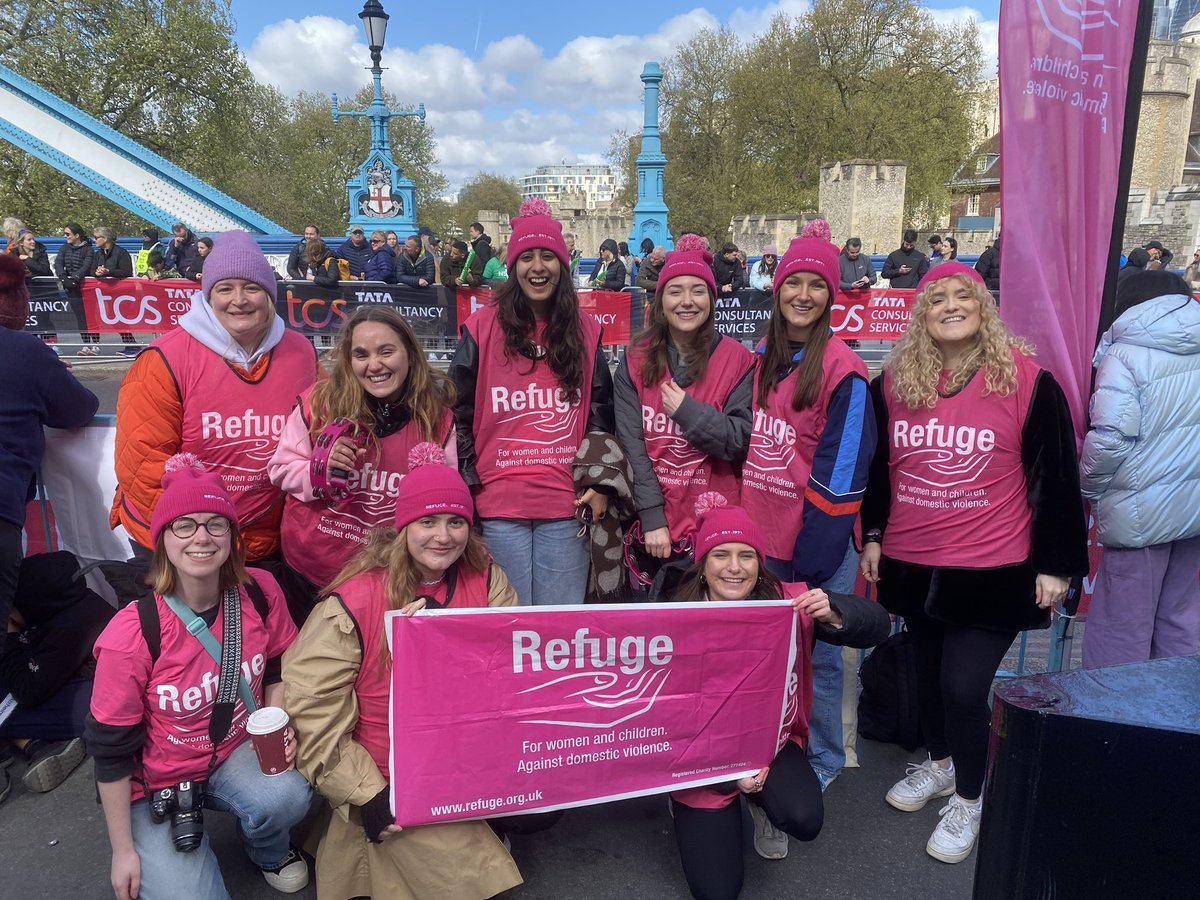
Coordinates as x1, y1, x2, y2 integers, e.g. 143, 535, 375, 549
149, 780, 205, 852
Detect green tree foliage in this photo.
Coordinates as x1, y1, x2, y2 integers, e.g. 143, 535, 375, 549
658, 0, 981, 236
0, 0, 447, 238
606, 129, 641, 210
660, 27, 746, 241
455, 172, 523, 227
237, 88, 447, 238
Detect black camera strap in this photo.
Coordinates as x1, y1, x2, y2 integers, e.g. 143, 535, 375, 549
206, 585, 245, 751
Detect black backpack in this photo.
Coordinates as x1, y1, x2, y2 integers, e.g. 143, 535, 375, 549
857, 627, 924, 752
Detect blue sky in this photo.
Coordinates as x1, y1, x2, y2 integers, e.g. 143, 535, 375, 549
231, 1, 999, 194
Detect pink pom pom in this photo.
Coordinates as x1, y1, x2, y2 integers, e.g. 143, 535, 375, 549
518, 197, 554, 218
800, 218, 832, 243
694, 491, 729, 517
408, 442, 448, 469
674, 234, 709, 254
163, 452, 206, 474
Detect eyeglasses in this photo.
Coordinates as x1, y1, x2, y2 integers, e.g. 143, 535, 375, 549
169, 517, 231, 539
370, 238, 383, 244
351, 231, 364, 236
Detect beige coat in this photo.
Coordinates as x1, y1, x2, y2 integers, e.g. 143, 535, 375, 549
283, 564, 522, 900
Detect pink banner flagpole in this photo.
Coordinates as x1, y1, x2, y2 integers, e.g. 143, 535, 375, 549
999, 0, 1149, 440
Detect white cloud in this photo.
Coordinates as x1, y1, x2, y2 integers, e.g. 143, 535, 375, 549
244, 3, 997, 193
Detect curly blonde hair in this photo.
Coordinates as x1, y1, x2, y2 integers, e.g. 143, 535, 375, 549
886, 275, 1033, 411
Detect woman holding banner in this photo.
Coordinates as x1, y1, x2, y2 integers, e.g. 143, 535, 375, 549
111, 231, 318, 575
860, 262, 1087, 864
614, 234, 755, 592
282, 460, 523, 899
449, 198, 614, 606
668, 494, 888, 899
741, 237, 875, 791
268, 306, 455, 624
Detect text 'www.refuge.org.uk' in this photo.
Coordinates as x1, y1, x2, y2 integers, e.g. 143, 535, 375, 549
430, 789, 544, 816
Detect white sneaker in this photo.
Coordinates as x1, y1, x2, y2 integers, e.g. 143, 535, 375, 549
926, 795, 982, 864
885, 759, 956, 812
260, 847, 309, 893
748, 803, 788, 860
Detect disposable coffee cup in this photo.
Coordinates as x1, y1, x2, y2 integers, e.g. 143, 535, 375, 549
246, 707, 289, 776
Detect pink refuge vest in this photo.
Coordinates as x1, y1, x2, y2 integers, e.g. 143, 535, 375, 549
673, 582, 814, 810
337, 564, 493, 775
743, 339, 867, 559
281, 390, 453, 588
156, 328, 315, 532
882, 348, 1041, 569
626, 336, 754, 540
464, 306, 600, 520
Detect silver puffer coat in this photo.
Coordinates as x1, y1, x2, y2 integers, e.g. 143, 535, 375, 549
1081, 294, 1200, 548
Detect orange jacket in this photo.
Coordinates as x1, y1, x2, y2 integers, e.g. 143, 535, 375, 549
110, 340, 317, 559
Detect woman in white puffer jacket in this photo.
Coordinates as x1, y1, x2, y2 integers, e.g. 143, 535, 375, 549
1081, 270, 1200, 668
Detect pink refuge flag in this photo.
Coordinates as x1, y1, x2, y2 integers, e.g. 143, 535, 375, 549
386, 602, 796, 826
999, 0, 1142, 438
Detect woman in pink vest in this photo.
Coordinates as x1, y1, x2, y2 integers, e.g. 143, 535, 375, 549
860, 263, 1087, 864
668, 495, 887, 900
742, 237, 876, 791
111, 230, 318, 569
269, 306, 455, 624
85, 455, 311, 900
614, 235, 756, 590
282, 460, 523, 899
449, 199, 613, 606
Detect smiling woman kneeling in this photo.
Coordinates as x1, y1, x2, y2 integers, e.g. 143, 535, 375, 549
282, 457, 523, 899
85, 455, 311, 900
667, 495, 889, 900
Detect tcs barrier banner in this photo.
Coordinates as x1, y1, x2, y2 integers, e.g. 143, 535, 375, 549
713, 288, 917, 342
65, 277, 459, 339
454, 286, 634, 346
387, 602, 796, 826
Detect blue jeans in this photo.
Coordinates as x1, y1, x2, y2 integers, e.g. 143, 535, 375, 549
130, 741, 312, 900
482, 517, 590, 606
766, 540, 858, 781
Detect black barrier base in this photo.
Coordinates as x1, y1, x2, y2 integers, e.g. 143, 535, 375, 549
975, 656, 1200, 899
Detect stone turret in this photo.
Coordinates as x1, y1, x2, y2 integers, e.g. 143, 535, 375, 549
818, 160, 907, 255
1132, 39, 1200, 195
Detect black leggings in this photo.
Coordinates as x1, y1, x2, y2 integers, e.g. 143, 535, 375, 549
904, 611, 1017, 800
671, 741, 823, 900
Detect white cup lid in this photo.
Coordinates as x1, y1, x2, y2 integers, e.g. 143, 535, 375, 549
246, 705, 289, 734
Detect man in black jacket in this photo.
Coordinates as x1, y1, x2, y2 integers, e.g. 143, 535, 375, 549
337, 226, 372, 281
286, 225, 320, 279
163, 223, 198, 275
712, 242, 745, 296
881, 229, 929, 289
396, 235, 435, 288
974, 237, 1000, 291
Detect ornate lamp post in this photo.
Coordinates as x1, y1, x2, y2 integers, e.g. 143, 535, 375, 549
331, 0, 425, 236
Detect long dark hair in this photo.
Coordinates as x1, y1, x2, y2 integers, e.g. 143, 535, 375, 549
755, 282, 833, 410
494, 268, 586, 404
633, 287, 716, 387
673, 553, 785, 601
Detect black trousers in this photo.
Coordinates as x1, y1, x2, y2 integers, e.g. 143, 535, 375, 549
670, 741, 823, 900
904, 610, 1017, 800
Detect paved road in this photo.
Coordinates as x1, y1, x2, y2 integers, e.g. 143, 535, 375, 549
0, 734, 976, 899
